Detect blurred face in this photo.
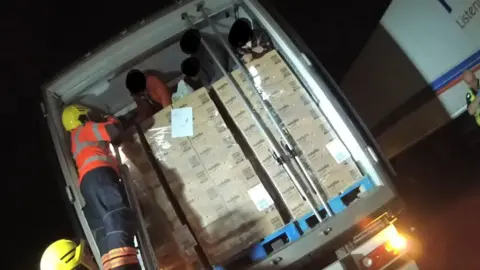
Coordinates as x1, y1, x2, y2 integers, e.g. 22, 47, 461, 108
464, 71, 479, 90
132, 90, 148, 99
87, 110, 106, 123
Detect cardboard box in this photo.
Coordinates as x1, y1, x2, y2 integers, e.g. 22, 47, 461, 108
120, 49, 369, 267
300, 142, 362, 199
210, 63, 316, 219
252, 63, 294, 89
192, 103, 219, 124
270, 93, 316, 120
245, 50, 284, 74
190, 132, 236, 154
151, 105, 173, 125
173, 87, 210, 109
198, 206, 283, 264
317, 162, 362, 199
282, 115, 333, 140
239, 209, 284, 245
133, 49, 367, 264
279, 185, 311, 217
219, 50, 365, 205
210, 162, 260, 193
294, 130, 336, 154
169, 89, 286, 261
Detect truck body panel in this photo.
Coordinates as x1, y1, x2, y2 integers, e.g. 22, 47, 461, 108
43, 0, 415, 268
341, 0, 480, 158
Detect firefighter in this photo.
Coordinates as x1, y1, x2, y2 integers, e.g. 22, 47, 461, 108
463, 70, 480, 126
125, 69, 171, 121
62, 104, 141, 270
40, 239, 97, 270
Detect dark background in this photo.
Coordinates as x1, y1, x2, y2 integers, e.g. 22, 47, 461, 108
7, 0, 465, 269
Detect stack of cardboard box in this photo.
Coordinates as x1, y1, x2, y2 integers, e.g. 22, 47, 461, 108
123, 88, 284, 264
120, 146, 194, 269
119, 50, 364, 265
213, 75, 313, 219
213, 50, 363, 207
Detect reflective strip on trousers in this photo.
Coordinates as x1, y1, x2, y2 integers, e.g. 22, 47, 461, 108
104, 255, 139, 270
102, 247, 137, 264
102, 247, 139, 270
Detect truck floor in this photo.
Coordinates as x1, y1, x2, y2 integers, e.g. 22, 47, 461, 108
390, 112, 480, 270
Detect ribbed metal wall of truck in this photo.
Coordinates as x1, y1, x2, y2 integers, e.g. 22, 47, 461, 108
341, 0, 480, 158
41, 0, 419, 269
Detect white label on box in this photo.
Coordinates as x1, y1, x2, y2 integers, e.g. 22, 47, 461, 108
248, 184, 274, 211
173, 225, 197, 250
326, 139, 351, 164
171, 107, 194, 138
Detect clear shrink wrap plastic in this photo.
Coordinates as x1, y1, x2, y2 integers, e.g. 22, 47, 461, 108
117, 50, 364, 266
120, 137, 195, 270
121, 88, 284, 265
213, 50, 363, 211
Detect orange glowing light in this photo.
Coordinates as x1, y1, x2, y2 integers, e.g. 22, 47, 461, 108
385, 233, 407, 254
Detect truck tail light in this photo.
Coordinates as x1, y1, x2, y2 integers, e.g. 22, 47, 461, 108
384, 233, 407, 254
361, 227, 409, 269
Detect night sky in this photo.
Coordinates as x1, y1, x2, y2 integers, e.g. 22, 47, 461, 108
1, 1, 389, 269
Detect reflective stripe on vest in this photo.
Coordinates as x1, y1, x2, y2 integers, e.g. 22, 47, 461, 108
73, 124, 108, 158
72, 126, 116, 170
78, 155, 116, 172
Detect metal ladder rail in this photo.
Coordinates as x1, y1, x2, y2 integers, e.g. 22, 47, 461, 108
198, 4, 334, 219
197, 5, 334, 219
113, 146, 159, 270
182, 11, 325, 223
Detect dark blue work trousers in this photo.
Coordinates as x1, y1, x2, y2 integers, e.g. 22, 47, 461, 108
80, 166, 141, 270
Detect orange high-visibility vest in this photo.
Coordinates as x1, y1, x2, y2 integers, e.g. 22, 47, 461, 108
71, 117, 119, 183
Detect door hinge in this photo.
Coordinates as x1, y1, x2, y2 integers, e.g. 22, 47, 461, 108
301, 53, 312, 66
65, 185, 75, 203
40, 102, 47, 117
366, 146, 378, 163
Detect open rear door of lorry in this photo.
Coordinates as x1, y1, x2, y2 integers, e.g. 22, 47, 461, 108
42, 1, 412, 269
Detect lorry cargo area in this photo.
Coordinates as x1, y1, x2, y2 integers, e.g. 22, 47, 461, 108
42, 0, 418, 269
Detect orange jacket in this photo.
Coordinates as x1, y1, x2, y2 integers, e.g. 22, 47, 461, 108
71, 117, 120, 183
146, 75, 171, 107
134, 75, 171, 122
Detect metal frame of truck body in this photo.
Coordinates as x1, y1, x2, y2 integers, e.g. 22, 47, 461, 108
41, 0, 408, 268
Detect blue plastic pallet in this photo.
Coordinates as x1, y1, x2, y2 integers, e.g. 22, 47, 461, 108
216, 176, 374, 266
248, 222, 301, 261
297, 176, 374, 233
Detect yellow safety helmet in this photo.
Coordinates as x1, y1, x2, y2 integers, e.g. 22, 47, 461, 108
62, 104, 90, 131
40, 239, 96, 270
